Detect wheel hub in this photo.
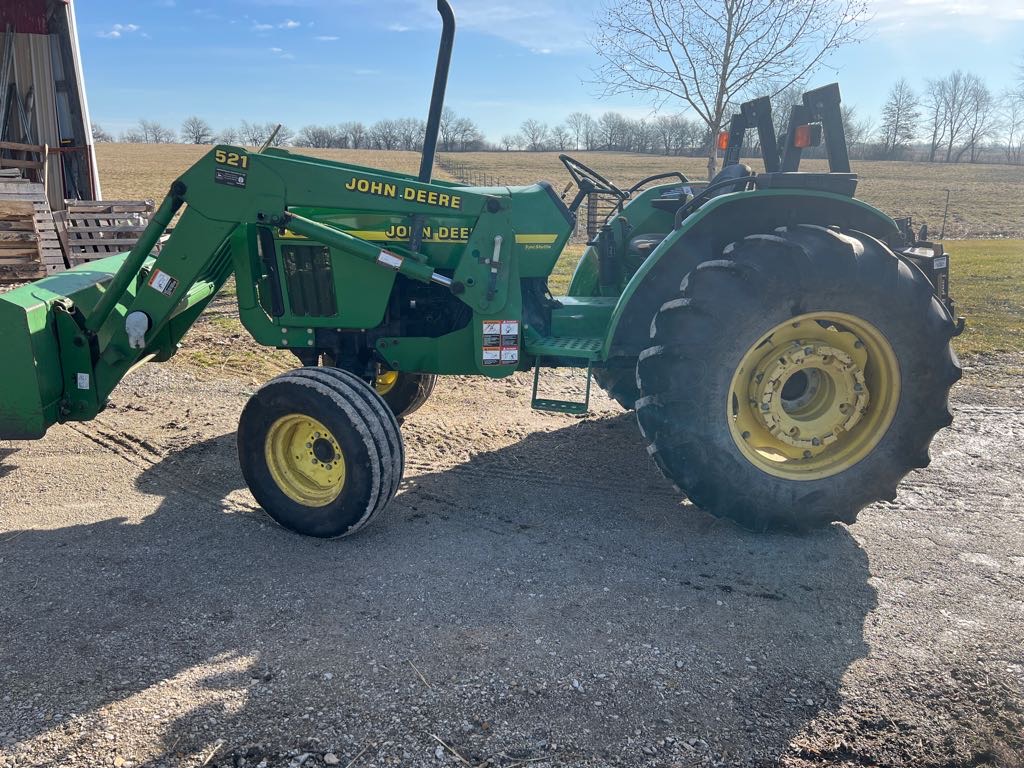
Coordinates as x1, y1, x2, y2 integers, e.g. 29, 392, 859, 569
755, 342, 869, 453
728, 313, 900, 480
265, 415, 346, 506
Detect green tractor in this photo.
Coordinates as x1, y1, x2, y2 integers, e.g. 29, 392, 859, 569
0, 1, 962, 538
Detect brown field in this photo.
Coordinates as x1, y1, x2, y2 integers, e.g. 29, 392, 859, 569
96, 144, 1022, 239
439, 152, 1024, 240
94, 145, 444, 202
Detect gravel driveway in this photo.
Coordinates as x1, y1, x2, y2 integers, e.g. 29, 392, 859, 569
1, 358, 1022, 767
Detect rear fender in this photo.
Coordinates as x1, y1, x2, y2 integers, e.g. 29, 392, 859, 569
603, 190, 900, 358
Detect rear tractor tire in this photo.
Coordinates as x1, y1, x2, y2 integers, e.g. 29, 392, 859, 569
636, 225, 961, 531
237, 367, 404, 538
594, 364, 640, 410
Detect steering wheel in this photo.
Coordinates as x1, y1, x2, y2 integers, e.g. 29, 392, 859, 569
559, 154, 626, 199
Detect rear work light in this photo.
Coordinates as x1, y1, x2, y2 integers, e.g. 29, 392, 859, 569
793, 124, 823, 148
717, 131, 730, 151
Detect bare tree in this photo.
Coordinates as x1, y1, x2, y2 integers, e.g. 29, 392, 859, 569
878, 79, 919, 159
348, 122, 367, 149
767, 82, 806, 145
238, 120, 271, 146
566, 112, 590, 151
138, 119, 175, 143
842, 104, 873, 159
923, 79, 947, 162
520, 119, 550, 151
396, 117, 426, 151
369, 119, 401, 150
91, 124, 113, 143
550, 125, 573, 152
268, 124, 294, 147
439, 106, 459, 152
180, 116, 214, 144
217, 126, 240, 144
959, 79, 996, 163
592, 0, 868, 178
654, 115, 677, 155
296, 125, 339, 148
598, 112, 632, 151
334, 122, 366, 149
499, 134, 517, 152
1001, 89, 1024, 165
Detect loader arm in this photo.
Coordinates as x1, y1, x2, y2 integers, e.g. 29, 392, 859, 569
0, 146, 503, 439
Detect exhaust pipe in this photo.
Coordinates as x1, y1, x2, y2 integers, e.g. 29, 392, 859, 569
418, 0, 456, 184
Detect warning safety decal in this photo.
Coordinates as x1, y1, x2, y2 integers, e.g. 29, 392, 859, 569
482, 320, 519, 366
148, 269, 179, 297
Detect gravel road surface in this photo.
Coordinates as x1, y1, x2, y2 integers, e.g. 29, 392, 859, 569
1, 358, 1022, 767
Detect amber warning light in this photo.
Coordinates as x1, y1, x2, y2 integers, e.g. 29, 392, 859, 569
793, 124, 823, 149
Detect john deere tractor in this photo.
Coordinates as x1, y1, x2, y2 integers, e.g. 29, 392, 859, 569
0, 1, 962, 538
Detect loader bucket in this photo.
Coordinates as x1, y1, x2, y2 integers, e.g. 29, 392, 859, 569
0, 252, 136, 440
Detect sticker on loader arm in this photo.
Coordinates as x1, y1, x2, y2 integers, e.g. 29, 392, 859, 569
148, 269, 179, 297
482, 320, 519, 366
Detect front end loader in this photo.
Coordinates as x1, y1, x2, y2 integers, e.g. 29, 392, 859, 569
0, 1, 962, 538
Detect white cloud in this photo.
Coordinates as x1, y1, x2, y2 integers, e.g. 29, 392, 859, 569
269, 47, 295, 60
314, 35, 339, 41
869, 0, 1024, 37
388, 23, 412, 32
412, 0, 590, 53
279, 19, 301, 29
98, 23, 140, 39
252, 22, 273, 31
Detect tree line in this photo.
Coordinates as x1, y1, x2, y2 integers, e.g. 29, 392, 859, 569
91, 69, 1024, 166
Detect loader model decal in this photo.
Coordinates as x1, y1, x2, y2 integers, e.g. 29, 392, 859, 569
345, 176, 463, 210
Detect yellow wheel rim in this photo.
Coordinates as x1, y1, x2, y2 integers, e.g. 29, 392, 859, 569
265, 414, 346, 506
728, 312, 900, 480
375, 370, 399, 396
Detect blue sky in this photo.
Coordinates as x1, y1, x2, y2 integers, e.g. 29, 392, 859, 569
78, 0, 1024, 141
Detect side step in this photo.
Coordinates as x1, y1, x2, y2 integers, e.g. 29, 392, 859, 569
526, 335, 602, 415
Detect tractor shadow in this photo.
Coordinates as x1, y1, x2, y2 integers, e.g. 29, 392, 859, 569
0, 446, 19, 480
0, 415, 875, 766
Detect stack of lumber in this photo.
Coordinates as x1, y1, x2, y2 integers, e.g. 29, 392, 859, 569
0, 168, 63, 275
55, 199, 155, 267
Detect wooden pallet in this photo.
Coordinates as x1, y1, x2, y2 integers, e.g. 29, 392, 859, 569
0, 199, 45, 282
56, 199, 156, 267
0, 177, 66, 274
0, 140, 48, 187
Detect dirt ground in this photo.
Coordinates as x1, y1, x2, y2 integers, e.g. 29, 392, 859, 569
1, 354, 1023, 767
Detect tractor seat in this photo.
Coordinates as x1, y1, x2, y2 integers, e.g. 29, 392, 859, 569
629, 233, 669, 258
708, 163, 754, 195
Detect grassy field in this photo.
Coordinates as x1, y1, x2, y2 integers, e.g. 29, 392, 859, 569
94, 144, 1021, 361
546, 241, 1022, 358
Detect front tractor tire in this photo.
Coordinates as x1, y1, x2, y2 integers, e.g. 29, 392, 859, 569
237, 367, 404, 538
636, 225, 961, 531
